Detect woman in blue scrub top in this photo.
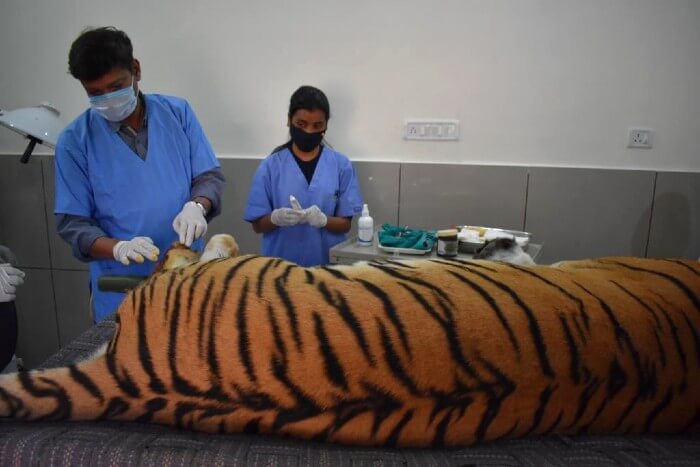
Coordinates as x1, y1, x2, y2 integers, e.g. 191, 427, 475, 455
244, 86, 364, 266
54, 27, 225, 321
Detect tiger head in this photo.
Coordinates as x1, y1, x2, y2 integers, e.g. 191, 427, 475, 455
473, 237, 535, 266
155, 233, 240, 273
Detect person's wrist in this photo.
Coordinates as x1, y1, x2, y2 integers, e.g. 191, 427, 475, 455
112, 241, 125, 261
190, 198, 209, 216
194, 201, 207, 216
270, 210, 281, 226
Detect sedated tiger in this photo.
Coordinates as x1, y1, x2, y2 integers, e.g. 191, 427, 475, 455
0, 234, 698, 447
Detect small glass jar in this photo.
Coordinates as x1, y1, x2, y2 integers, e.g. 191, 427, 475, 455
437, 229, 459, 257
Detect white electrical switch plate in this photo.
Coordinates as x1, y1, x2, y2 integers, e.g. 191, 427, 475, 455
627, 128, 654, 149
404, 119, 459, 141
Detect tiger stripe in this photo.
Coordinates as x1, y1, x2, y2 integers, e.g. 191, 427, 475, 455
557, 313, 586, 384
275, 272, 303, 351
521, 385, 555, 437
377, 319, 421, 396
68, 364, 103, 402
368, 262, 454, 305
505, 264, 591, 332
314, 312, 348, 390
462, 266, 554, 378
447, 270, 521, 355
602, 260, 700, 315
136, 286, 167, 394
256, 257, 276, 297
399, 283, 477, 378
196, 277, 216, 360
651, 298, 689, 388
237, 279, 256, 383
652, 292, 700, 369
356, 278, 412, 357
661, 258, 700, 276
318, 281, 376, 366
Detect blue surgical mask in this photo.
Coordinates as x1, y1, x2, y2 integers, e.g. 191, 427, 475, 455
89, 77, 138, 122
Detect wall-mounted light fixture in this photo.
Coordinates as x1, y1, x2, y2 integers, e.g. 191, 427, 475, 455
0, 103, 64, 163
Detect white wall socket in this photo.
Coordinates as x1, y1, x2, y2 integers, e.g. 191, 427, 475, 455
627, 128, 654, 149
404, 119, 459, 141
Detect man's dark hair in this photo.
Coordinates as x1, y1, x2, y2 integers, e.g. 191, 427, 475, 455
68, 27, 134, 81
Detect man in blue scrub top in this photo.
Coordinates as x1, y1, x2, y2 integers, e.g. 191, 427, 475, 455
54, 27, 225, 321
244, 86, 363, 266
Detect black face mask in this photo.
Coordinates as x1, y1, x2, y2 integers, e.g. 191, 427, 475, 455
290, 126, 324, 152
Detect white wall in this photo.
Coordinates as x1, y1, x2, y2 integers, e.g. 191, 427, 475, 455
1, 0, 698, 170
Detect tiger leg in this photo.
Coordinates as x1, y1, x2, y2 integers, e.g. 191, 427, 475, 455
144, 402, 266, 434
0, 349, 146, 422
0, 348, 166, 421
199, 234, 239, 262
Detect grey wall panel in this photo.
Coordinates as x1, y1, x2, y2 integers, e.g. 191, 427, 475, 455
14, 268, 60, 369
53, 269, 92, 346
207, 158, 261, 255
647, 172, 700, 259
0, 156, 51, 268
399, 164, 528, 231
352, 161, 400, 231
41, 157, 88, 271
525, 167, 655, 264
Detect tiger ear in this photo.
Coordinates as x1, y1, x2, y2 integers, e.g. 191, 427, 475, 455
153, 243, 200, 273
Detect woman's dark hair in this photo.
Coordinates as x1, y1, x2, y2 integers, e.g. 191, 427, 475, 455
272, 86, 331, 154
288, 85, 330, 121
68, 27, 134, 81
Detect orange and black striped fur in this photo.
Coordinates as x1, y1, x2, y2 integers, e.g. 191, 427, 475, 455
1, 235, 699, 447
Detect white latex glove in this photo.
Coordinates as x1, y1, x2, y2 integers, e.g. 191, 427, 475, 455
112, 237, 160, 266
271, 208, 306, 227
0, 264, 25, 303
173, 201, 208, 247
304, 205, 328, 228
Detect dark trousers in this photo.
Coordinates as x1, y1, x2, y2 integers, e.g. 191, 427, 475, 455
0, 301, 18, 370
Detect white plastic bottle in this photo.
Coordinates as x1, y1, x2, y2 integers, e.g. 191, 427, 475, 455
357, 204, 374, 246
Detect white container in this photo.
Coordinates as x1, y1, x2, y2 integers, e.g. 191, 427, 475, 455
357, 204, 373, 246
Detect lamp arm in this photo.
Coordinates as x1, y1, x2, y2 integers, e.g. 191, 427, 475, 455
20, 136, 40, 164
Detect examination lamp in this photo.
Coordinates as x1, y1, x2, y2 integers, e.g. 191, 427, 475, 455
0, 103, 64, 163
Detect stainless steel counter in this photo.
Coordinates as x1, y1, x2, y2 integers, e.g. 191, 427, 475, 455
329, 235, 542, 265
